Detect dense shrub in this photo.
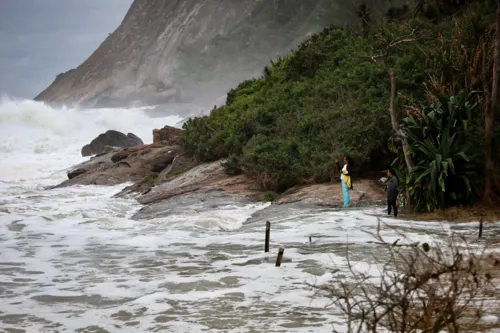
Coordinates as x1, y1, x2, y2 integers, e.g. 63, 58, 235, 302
402, 92, 480, 212
181, 25, 431, 190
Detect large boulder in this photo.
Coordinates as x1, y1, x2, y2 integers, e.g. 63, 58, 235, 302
152, 125, 182, 145
54, 144, 181, 189
81, 144, 93, 157
81, 130, 144, 156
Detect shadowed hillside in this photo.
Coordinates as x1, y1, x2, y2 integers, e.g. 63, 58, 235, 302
35, 0, 403, 109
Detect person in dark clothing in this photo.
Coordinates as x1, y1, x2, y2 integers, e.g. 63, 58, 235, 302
386, 168, 399, 217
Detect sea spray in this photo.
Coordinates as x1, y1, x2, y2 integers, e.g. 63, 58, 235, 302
0, 97, 182, 182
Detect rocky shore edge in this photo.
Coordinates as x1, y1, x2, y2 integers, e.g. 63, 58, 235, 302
52, 125, 387, 219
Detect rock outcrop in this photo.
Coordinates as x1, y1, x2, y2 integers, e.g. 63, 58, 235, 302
57, 141, 385, 208
81, 130, 143, 157
277, 179, 386, 207
55, 143, 180, 188
136, 160, 257, 204
152, 125, 182, 145
35, 0, 399, 108
55, 128, 385, 209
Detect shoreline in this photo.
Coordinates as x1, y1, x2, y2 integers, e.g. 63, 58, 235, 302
52, 141, 498, 225
50, 125, 498, 224
50, 132, 391, 216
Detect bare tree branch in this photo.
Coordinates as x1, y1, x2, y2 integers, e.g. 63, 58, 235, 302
311, 224, 498, 332
388, 38, 417, 49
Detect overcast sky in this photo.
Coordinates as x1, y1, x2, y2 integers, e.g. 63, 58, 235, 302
0, 0, 133, 99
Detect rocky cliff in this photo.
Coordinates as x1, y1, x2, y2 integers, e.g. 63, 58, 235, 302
35, 0, 401, 109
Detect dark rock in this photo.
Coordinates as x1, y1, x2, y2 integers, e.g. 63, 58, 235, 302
81, 144, 93, 157
81, 130, 144, 156
126, 133, 142, 143
68, 168, 87, 179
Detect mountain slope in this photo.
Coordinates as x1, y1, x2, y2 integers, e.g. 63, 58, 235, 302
35, 0, 401, 108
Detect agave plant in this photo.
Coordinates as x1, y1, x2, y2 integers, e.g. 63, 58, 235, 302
407, 128, 473, 211
401, 91, 479, 211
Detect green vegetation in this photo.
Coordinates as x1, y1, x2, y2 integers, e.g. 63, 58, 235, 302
182, 0, 500, 211
401, 93, 480, 211
259, 191, 279, 203
145, 175, 158, 184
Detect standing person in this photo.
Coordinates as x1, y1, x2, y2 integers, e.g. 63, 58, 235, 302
337, 156, 353, 207
386, 168, 399, 217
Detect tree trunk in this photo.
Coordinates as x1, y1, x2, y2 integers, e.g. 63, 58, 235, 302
385, 61, 414, 173
484, 1, 500, 204
358, 4, 370, 39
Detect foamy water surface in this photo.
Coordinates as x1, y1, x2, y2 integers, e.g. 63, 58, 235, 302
1, 99, 499, 332
0, 98, 183, 182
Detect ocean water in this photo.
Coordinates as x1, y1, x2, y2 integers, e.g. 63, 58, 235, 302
0, 99, 499, 332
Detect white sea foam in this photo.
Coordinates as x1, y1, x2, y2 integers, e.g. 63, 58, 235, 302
1, 181, 500, 332
0, 97, 183, 182
1, 99, 499, 332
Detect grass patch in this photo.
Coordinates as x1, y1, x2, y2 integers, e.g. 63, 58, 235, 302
161, 166, 196, 182
145, 175, 157, 184
259, 191, 278, 202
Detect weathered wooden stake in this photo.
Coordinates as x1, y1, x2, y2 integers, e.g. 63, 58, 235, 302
309, 236, 312, 246
275, 247, 284, 267
265, 221, 271, 253
479, 217, 484, 238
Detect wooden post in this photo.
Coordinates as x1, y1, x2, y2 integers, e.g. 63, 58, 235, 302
275, 247, 284, 267
479, 217, 484, 238
265, 221, 271, 253
309, 236, 312, 246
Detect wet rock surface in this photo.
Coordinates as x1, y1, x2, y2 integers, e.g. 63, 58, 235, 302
132, 190, 256, 220
56, 129, 386, 211
56, 151, 386, 211
278, 180, 386, 207
131, 179, 386, 221
54, 144, 179, 188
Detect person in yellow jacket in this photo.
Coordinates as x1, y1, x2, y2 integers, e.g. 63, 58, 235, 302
337, 156, 353, 207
